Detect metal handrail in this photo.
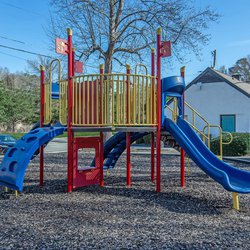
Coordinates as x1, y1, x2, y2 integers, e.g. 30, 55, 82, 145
49, 58, 62, 83
44, 81, 52, 124
203, 124, 222, 158
165, 97, 233, 159
43, 59, 62, 125
185, 101, 210, 128
222, 131, 233, 145
135, 64, 148, 75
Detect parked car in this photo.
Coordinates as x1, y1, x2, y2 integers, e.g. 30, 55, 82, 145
0, 134, 17, 154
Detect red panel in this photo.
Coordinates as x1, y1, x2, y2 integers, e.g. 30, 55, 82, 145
161, 41, 171, 57
75, 61, 83, 73
55, 38, 68, 55
73, 137, 101, 189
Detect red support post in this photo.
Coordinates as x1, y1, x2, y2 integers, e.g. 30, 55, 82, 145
99, 64, 104, 187
151, 48, 155, 182
180, 66, 186, 187
156, 28, 162, 193
39, 65, 45, 186
67, 28, 74, 192
126, 65, 131, 187
72, 47, 75, 76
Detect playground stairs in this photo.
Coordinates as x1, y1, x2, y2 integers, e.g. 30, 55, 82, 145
161, 131, 180, 151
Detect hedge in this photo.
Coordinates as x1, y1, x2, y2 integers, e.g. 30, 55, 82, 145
210, 132, 250, 156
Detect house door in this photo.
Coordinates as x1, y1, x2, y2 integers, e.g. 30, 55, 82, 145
220, 115, 236, 132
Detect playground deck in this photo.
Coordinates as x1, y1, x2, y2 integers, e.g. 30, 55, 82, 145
0, 152, 249, 249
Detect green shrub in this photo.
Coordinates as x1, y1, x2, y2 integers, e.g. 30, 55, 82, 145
210, 132, 250, 156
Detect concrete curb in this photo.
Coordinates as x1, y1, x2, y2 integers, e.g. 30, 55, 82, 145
223, 157, 250, 164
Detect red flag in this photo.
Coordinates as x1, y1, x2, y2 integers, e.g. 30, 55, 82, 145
55, 38, 68, 55
161, 41, 171, 57
74, 61, 83, 74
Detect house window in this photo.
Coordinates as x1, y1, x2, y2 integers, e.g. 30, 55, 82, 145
220, 115, 236, 132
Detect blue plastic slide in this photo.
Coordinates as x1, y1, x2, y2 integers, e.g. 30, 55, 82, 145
92, 132, 148, 169
103, 132, 148, 169
164, 117, 250, 193
0, 126, 65, 191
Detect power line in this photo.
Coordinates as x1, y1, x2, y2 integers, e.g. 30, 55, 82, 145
0, 1, 41, 16
0, 44, 51, 58
0, 50, 28, 61
0, 35, 25, 45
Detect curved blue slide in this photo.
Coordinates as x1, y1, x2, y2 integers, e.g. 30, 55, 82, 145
92, 132, 149, 169
103, 132, 149, 169
0, 126, 65, 191
164, 117, 250, 193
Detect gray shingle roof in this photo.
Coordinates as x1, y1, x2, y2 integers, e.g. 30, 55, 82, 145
187, 67, 250, 98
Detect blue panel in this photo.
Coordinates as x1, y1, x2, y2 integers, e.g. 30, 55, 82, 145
164, 117, 250, 193
161, 76, 185, 96
0, 126, 65, 191
52, 82, 59, 100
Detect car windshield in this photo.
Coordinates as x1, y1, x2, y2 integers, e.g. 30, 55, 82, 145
0, 135, 16, 142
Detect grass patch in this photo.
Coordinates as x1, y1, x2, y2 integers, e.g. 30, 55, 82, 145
3, 132, 25, 139
56, 132, 100, 138
3, 131, 100, 140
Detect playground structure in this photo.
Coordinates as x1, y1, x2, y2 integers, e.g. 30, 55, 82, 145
0, 28, 250, 211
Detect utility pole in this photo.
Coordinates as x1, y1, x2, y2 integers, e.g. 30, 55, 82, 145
212, 49, 216, 68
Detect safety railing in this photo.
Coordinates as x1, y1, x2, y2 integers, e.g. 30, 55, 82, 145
203, 125, 233, 159
58, 73, 157, 127
165, 97, 233, 159
59, 79, 68, 125
44, 81, 52, 124
43, 59, 62, 125
185, 101, 211, 144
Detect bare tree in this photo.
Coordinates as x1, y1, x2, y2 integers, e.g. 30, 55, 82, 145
49, 0, 219, 73
27, 55, 53, 80
27, 55, 66, 82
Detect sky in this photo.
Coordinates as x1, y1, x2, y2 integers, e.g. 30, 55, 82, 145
0, 0, 250, 83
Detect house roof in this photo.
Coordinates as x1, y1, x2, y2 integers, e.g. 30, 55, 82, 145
187, 67, 250, 98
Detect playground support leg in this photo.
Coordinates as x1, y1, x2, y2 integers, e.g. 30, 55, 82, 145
67, 28, 73, 192
151, 132, 155, 182
156, 28, 162, 193
99, 65, 104, 187
232, 192, 240, 211
126, 132, 131, 187
187, 157, 191, 176
156, 129, 161, 192
67, 130, 74, 192
39, 145, 44, 186
99, 132, 104, 187
180, 66, 186, 188
180, 148, 185, 187
40, 65, 45, 186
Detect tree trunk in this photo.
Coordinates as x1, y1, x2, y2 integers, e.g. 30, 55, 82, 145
103, 56, 113, 141
12, 122, 15, 133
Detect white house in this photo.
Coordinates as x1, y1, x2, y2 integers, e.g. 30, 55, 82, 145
184, 67, 250, 137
